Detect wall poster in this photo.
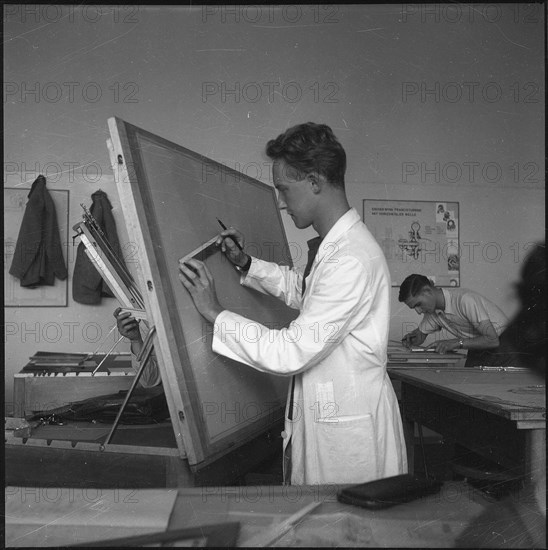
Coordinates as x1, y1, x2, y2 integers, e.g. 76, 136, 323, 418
363, 199, 460, 287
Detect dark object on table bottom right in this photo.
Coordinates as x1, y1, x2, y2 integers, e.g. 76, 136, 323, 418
337, 474, 443, 509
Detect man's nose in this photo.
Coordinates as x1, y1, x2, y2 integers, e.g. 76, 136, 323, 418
277, 196, 286, 210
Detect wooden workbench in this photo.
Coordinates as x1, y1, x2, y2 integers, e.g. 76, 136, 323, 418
388, 367, 546, 483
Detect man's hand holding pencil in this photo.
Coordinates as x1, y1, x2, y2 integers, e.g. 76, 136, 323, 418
215, 219, 249, 269
401, 328, 427, 349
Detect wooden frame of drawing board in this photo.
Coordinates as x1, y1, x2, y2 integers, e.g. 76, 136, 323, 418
107, 117, 297, 471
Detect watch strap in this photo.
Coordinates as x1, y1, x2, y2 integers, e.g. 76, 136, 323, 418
236, 255, 252, 273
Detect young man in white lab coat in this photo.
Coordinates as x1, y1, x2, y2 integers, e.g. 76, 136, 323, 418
179, 122, 407, 485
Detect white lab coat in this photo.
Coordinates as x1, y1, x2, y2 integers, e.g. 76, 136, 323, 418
213, 208, 407, 484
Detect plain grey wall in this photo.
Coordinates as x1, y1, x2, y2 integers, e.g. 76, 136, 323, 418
4, 4, 545, 412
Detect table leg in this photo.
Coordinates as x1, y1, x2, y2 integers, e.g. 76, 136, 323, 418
403, 418, 415, 475
524, 428, 546, 484
399, 383, 415, 475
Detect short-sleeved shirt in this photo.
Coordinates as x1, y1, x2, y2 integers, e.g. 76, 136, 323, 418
419, 288, 508, 339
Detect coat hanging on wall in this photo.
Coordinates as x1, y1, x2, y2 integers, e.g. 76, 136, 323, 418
9, 175, 68, 287
72, 190, 125, 304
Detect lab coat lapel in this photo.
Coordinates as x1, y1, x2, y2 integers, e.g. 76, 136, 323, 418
306, 208, 361, 289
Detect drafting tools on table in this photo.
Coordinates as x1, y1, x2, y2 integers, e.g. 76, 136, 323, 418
27, 352, 88, 365
24, 350, 127, 372
244, 501, 322, 547
217, 218, 244, 251
25, 352, 91, 370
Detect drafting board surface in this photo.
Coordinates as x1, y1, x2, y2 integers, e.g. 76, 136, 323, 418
108, 118, 297, 467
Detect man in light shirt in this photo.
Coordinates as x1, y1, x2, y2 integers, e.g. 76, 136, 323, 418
400, 274, 508, 367
114, 308, 162, 388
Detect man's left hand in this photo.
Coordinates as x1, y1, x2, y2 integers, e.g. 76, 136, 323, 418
178, 259, 223, 323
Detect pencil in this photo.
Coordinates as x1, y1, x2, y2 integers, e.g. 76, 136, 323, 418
217, 218, 244, 251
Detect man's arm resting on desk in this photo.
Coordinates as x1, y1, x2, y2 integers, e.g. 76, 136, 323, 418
428, 321, 500, 354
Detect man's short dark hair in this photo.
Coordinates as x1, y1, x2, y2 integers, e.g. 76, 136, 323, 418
265, 122, 346, 188
398, 274, 434, 302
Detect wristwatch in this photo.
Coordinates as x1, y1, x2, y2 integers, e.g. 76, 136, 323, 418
458, 339, 464, 349
235, 255, 252, 274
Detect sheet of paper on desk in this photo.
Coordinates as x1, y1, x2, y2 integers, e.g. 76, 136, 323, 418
5, 487, 178, 547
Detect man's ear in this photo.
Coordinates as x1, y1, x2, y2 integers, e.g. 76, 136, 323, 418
420, 286, 434, 297
306, 172, 323, 194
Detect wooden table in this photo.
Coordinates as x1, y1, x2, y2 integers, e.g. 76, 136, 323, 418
389, 367, 546, 483
6, 480, 545, 547
168, 482, 493, 547
1, 481, 497, 547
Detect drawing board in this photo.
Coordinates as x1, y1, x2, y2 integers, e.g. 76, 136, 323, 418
107, 118, 297, 468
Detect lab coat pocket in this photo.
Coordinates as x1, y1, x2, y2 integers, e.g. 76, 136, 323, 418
314, 415, 379, 484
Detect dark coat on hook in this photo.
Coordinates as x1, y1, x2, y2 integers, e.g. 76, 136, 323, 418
9, 175, 68, 287
72, 190, 123, 304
